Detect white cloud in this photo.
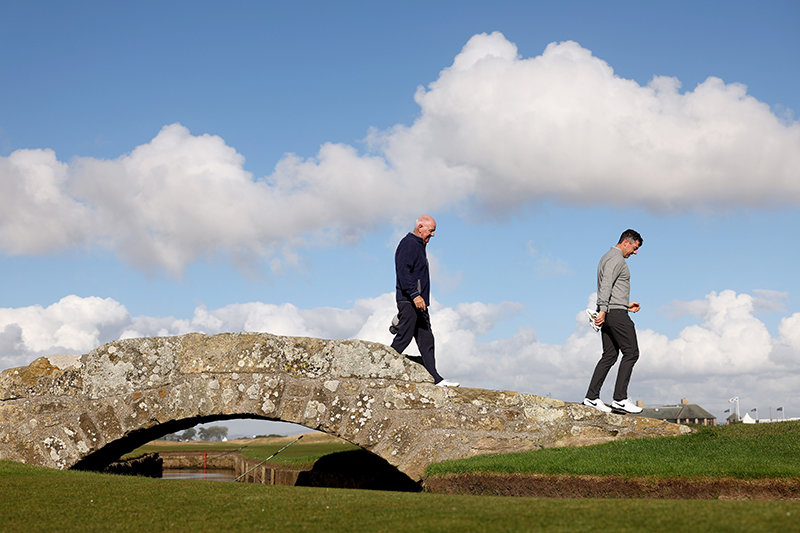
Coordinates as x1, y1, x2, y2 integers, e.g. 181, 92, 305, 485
666, 289, 790, 318
1, 289, 797, 421
1, 34, 799, 274
0, 295, 128, 367
0, 125, 417, 275
778, 313, 800, 353
752, 289, 789, 313
638, 290, 774, 376
398, 33, 800, 211
0, 149, 93, 254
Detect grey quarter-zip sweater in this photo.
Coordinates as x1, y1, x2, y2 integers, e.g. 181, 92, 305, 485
596, 247, 631, 313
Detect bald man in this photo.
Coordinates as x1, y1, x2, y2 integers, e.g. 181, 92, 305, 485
390, 215, 459, 387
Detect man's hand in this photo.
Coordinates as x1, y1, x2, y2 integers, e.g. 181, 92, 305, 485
628, 302, 641, 313
413, 296, 427, 311
595, 311, 606, 326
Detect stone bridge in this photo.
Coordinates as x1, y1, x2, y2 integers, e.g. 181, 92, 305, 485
0, 332, 688, 480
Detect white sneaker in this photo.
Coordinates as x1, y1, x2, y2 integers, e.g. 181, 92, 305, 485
583, 397, 611, 413
611, 398, 643, 414
436, 379, 460, 387
586, 309, 601, 332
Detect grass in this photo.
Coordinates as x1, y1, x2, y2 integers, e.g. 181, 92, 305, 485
426, 420, 800, 479
127, 434, 360, 468
1, 460, 798, 532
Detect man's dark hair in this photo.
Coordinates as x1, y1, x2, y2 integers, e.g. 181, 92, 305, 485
618, 229, 643, 246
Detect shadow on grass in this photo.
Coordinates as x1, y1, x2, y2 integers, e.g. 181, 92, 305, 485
297, 449, 421, 492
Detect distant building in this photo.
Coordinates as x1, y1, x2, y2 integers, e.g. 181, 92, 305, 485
638, 398, 716, 426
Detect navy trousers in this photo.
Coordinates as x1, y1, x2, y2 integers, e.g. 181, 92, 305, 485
585, 309, 640, 402
390, 301, 443, 383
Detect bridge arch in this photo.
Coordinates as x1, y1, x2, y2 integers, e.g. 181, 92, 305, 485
0, 333, 688, 480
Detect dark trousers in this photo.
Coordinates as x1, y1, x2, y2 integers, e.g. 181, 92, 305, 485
586, 309, 640, 402
390, 301, 443, 383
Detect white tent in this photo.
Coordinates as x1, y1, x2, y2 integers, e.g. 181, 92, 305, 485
741, 412, 757, 424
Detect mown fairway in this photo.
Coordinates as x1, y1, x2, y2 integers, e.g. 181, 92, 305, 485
127, 432, 360, 468
1, 461, 798, 532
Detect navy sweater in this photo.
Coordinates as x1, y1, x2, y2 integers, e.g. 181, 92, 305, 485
394, 232, 430, 304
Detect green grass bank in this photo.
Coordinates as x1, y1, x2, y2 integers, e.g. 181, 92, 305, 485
426, 420, 800, 479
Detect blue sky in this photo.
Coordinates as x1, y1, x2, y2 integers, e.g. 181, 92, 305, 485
2, 1, 799, 436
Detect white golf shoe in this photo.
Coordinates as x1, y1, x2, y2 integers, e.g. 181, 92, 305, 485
583, 397, 611, 413
611, 398, 643, 414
